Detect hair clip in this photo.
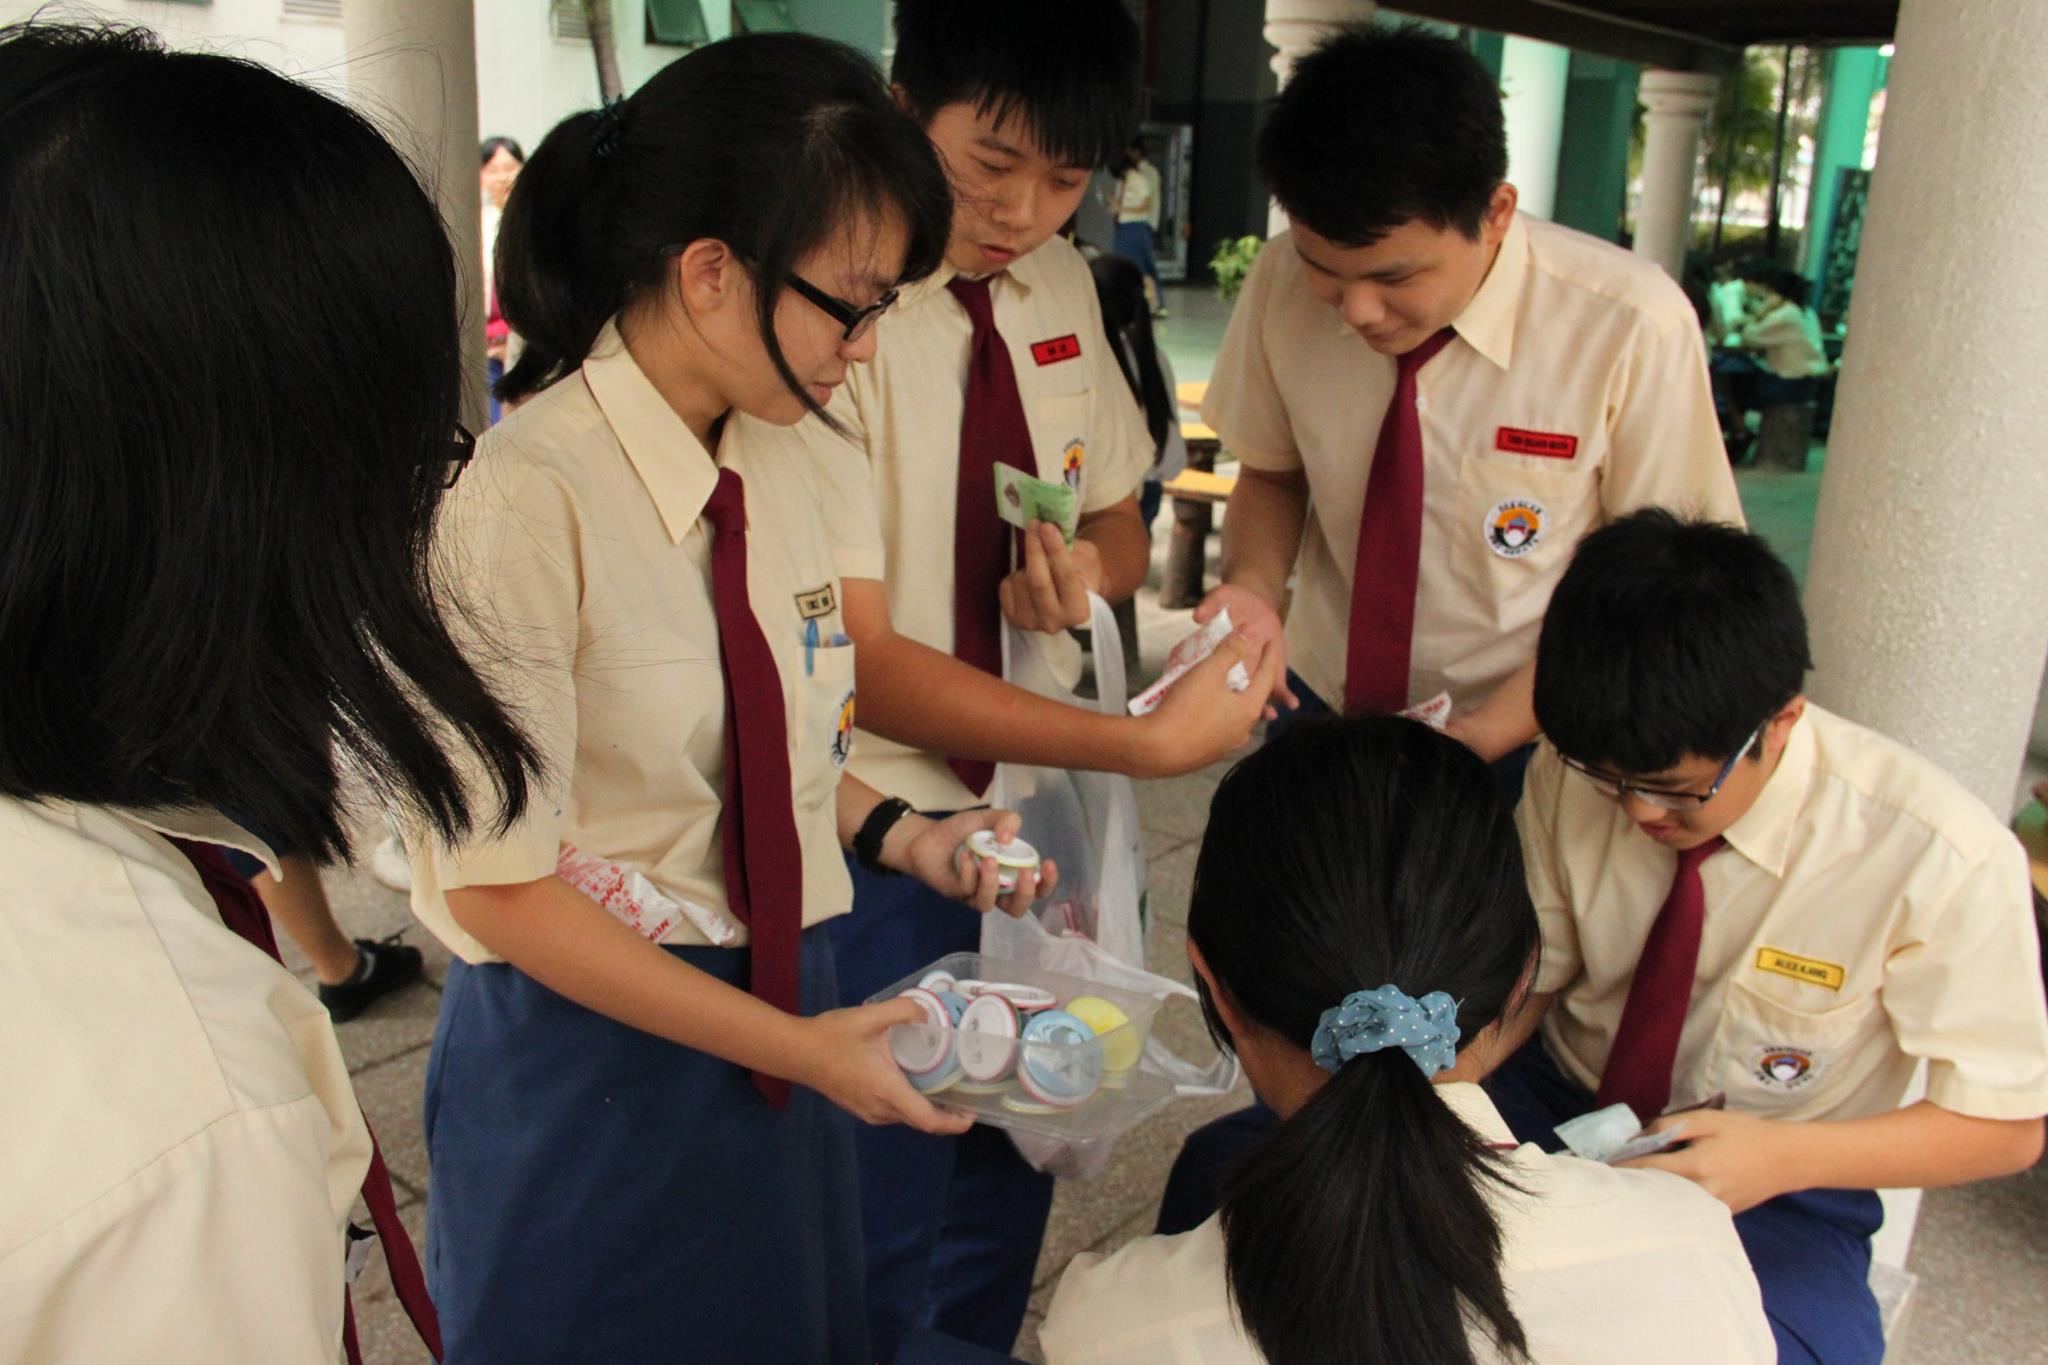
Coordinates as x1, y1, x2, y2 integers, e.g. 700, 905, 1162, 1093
591, 99, 627, 161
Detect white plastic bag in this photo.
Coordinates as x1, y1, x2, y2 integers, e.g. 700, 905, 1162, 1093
986, 593, 1240, 1177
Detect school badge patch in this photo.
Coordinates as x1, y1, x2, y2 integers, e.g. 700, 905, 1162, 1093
1752, 1045, 1820, 1091
830, 687, 856, 768
1061, 439, 1085, 490
1483, 498, 1545, 558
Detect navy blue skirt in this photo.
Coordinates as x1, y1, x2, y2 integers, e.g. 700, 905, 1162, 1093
424, 927, 867, 1363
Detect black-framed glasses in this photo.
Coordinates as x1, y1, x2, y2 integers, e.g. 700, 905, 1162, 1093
435, 424, 477, 489
1561, 721, 1765, 812
785, 272, 899, 343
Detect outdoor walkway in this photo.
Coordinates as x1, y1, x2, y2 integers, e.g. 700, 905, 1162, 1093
330, 282, 2048, 1360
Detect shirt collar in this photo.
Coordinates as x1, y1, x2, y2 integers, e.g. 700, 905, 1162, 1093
580, 320, 721, 545
1436, 1080, 1520, 1147
1720, 708, 1816, 878
1448, 211, 1530, 372
111, 805, 282, 880
898, 246, 1040, 315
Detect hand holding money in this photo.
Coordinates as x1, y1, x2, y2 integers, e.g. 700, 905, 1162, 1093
994, 462, 1079, 544
1000, 521, 1101, 633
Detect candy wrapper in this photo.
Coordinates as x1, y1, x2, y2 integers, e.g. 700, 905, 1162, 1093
557, 843, 740, 946
1398, 690, 1453, 730
1127, 609, 1253, 716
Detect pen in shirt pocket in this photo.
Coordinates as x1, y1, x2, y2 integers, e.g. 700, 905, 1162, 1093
803, 620, 852, 676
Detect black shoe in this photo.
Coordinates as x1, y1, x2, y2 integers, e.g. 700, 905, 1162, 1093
318, 933, 424, 1022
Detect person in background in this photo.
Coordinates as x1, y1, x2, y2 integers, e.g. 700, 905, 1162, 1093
1045, 716, 1772, 1365
479, 134, 524, 423
1489, 510, 2048, 1364
1110, 134, 1164, 315
0, 21, 538, 1361
240, 850, 423, 1020
1712, 261, 1831, 453
1091, 251, 1185, 533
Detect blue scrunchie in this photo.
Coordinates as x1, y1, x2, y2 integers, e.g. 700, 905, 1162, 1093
1310, 984, 1462, 1079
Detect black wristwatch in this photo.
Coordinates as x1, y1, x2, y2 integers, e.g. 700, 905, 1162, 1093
854, 796, 916, 877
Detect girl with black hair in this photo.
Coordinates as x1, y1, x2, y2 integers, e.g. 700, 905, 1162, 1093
411, 33, 1055, 1362
479, 133, 525, 422
1090, 251, 1187, 530
1041, 716, 1772, 1365
0, 20, 537, 1362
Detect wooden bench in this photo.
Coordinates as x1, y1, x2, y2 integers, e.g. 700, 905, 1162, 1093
1160, 456, 1236, 609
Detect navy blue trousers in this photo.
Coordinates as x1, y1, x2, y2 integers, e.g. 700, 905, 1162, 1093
829, 852, 1055, 1360
1487, 1039, 1885, 1365
424, 929, 868, 1364
1272, 670, 1534, 803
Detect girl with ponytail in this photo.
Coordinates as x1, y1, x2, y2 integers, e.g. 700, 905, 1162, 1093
414, 33, 1059, 1363
1041, 715, 1772, 1364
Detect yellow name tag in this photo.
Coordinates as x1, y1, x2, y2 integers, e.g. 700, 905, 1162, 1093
1754, 947, 1845, 991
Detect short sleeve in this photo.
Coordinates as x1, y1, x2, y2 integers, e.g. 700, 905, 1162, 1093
1740, 305, 1804, 351
1201, 240, 1302, 472
1598, 312, 1745, 528
1079, 282, 1153, 513
1519, 743, 1586, 995
1885, 832, 2048, 1120
430, 459, 582, 890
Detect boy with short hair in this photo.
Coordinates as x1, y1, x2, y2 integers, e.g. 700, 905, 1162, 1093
1490, 508, 2048, 1364
724, 2, 1274, 1355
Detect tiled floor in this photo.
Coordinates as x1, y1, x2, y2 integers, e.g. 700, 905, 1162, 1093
331, 283, 2048, 1360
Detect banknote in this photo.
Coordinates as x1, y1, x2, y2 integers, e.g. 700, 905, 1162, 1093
994, 462, 1079, 544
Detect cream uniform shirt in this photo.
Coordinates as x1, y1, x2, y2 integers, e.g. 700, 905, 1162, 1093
1206, 213, 1744, 712
412, 323, 859, 962
0, 800, 370, 1362
1039, 1083, 1772, 1364
1522, 705, 2048, 1123
725, 236, 1151, 811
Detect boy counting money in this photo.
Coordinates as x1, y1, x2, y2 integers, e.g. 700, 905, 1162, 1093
725, 3, 1274, 1356
1200, 24, 1739, 790
1488, 510, 2048, 1364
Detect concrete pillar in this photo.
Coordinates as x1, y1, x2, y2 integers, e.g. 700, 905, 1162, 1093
1804, 0, 2048, 1262
1632, 70, 1718, 279
1499, 35, 1571, 220
1800, 46, 1885, 286
1262, 0, 1377, 234
343, 0, 487, 430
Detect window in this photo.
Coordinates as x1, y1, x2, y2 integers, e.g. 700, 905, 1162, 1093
551, 0, 591, 42
645, 0, 709, 46
733, 0, 796, 33
282, 0, 342, 19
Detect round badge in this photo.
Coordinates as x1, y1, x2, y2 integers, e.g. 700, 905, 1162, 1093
917, 969, 958, 994
956, 993, 1021, 1083
889, 987, 954, 1077
1065, 995, 1139, 1074
979, 982, 1058, 1015
1482, 498, 1546, 559
829, 687, 856, 768
965, 831, 1042, 893
1018, 1009, 1104, 1107
1000, 1092, 1064, 1116
909, 1057, 962, 1094
1751, 1044, 1820, 1090
933, 990, 971, 1025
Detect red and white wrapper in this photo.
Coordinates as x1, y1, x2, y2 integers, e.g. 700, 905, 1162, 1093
1127, 608, 1253, 716
1398, 691, 1453, 731
557, 843, 741, 946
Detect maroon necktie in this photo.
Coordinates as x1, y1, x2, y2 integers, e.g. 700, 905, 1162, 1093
701, 468, 806, 1108
1594, 836, 1727, 1122
1343, 327, 1457, 714
167, 838, 443, 1365
946, 274, 1034, 797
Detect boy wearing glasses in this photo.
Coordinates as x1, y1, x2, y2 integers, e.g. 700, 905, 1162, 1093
1489, 509, 2048, 1365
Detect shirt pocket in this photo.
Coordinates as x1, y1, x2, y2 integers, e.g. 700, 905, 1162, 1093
1026, 387, 1096, 498
1451, 451, 1601, 601
1708, 977, 1888, 1116
795, 639, 858, 811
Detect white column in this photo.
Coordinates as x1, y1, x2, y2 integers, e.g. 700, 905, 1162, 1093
1499, 36, 1571, 219
343, 0, 488, 430
1631, 70, 1718, 279
1802, 0, 2048, 1268
1263, 0, 1377, 234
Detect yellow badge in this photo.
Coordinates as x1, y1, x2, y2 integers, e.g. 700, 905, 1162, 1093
1754, 947, 1845, 991
795, 584, 837, 620
1061, 439, 1085, 490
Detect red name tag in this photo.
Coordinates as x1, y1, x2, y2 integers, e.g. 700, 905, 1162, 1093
1030, 334, 1082, 366
1496, 426, 1578, 460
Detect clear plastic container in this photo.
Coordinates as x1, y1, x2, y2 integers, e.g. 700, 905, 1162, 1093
868, 951, 1175, 1142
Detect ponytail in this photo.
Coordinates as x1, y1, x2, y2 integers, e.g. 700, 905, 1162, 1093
493, 107, 623, 405
1219, 1054, 1526, 1365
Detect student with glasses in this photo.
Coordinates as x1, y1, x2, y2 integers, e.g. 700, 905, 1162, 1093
1485, 509, 2048, 1365
411, 36, 1059, 1362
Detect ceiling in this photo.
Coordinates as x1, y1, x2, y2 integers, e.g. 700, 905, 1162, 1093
1392, 0, 1898, 70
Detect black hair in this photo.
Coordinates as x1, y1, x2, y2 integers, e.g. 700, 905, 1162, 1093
890, 0, 1139, 169
1189, 715, 1537, 1365
0, 21, 538, 860
1258, 23, 1506, 247
1738, 257, 1812, 309
495, 32, 951, 408
479, 134, 525, 166
1090, 253, 1172, 458
1535, 509, 1812, 774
